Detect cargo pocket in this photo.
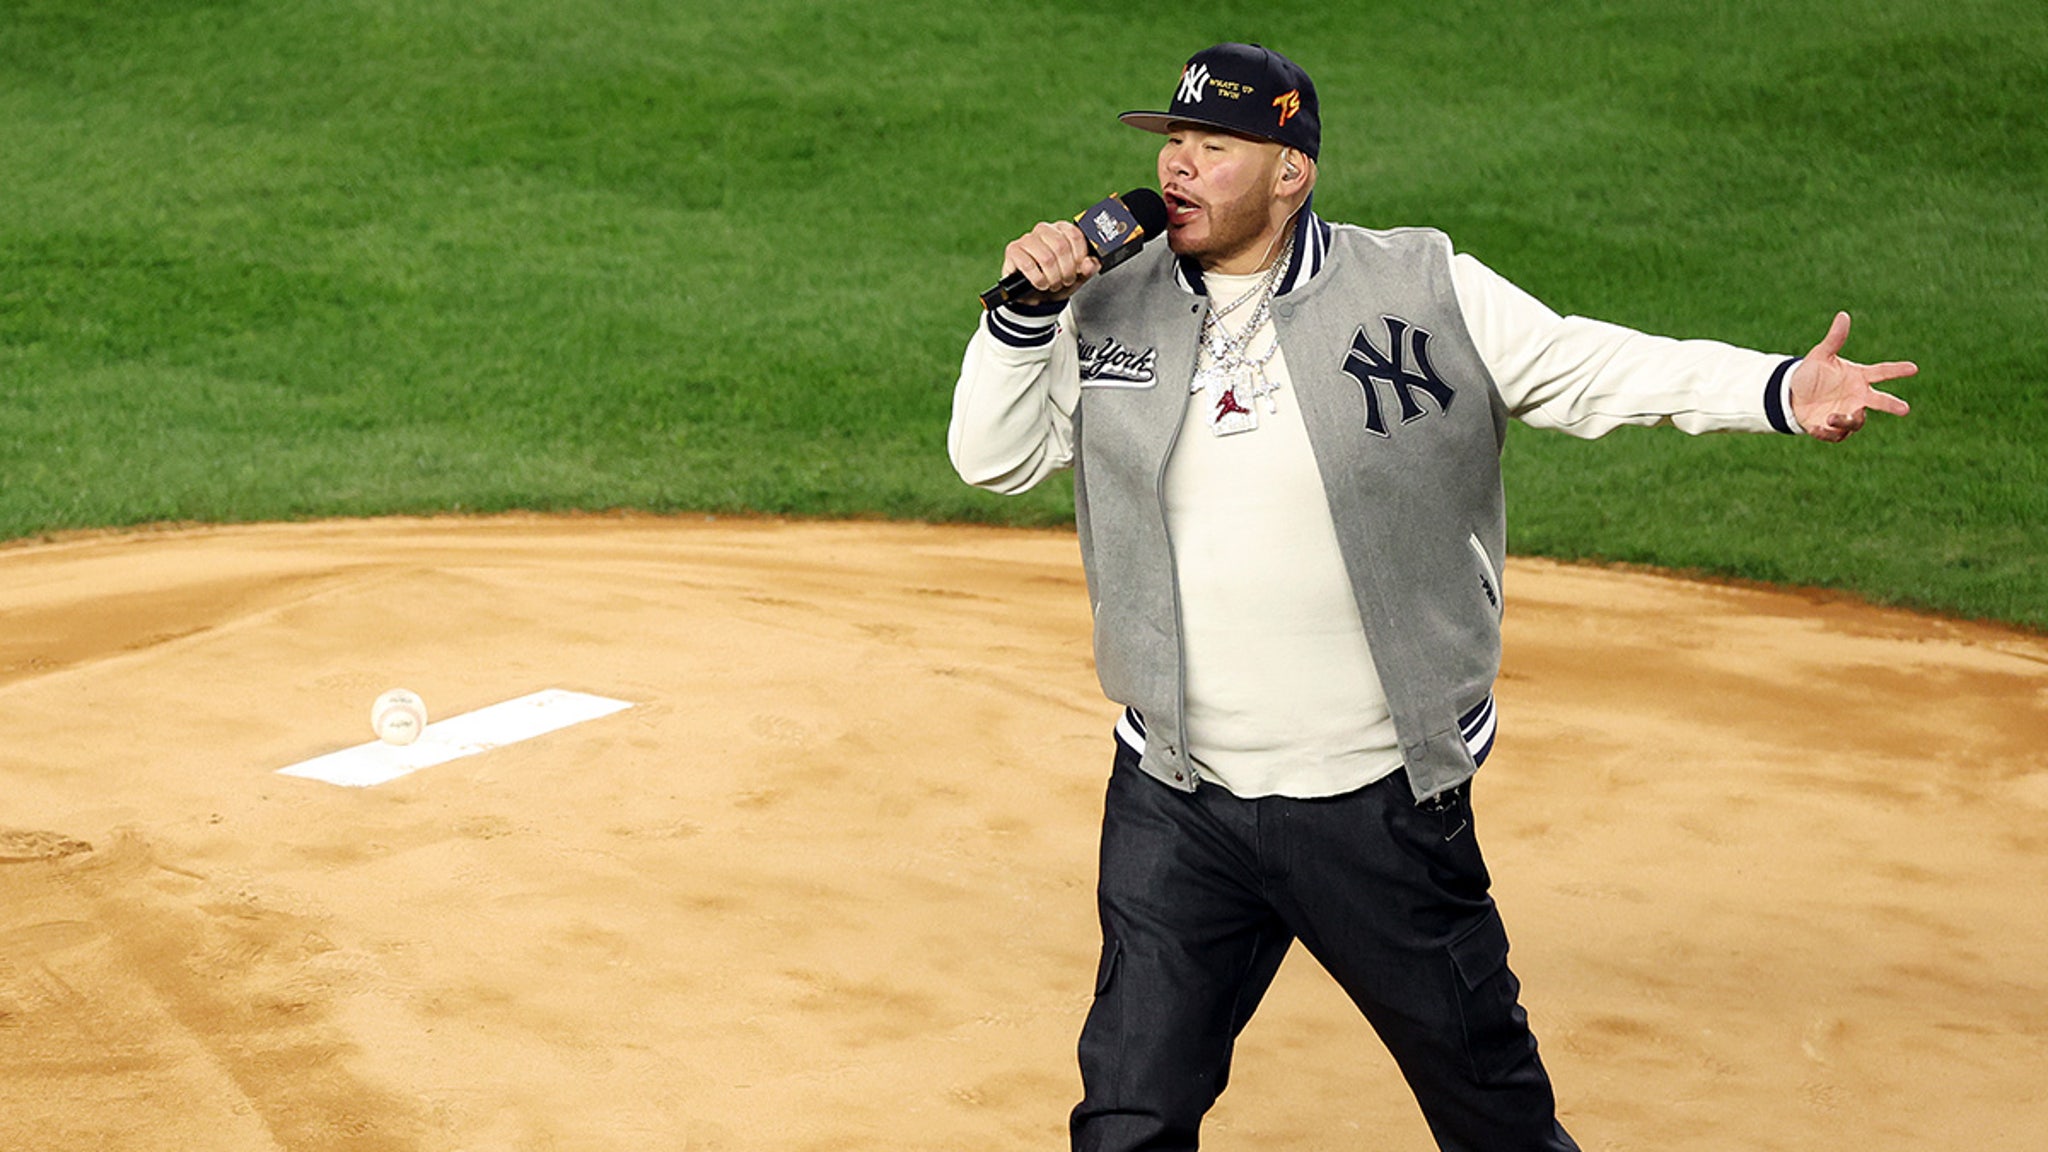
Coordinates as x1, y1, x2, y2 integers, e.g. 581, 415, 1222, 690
1467, 533, 1502, 619
1074, 936, 1127, 1087
1448, 908, 1533, 1084
1093, 937, 1123, 997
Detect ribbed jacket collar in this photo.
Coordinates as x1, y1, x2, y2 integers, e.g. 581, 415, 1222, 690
1172, 194, 1332, 299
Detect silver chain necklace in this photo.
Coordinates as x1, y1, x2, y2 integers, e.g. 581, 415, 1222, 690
1192, 233, 1294, 435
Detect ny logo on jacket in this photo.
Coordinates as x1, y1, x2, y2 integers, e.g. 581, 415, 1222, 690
1341, 316, 1456, 438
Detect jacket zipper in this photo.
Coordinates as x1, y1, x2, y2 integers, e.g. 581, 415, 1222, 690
1158, 308, 1198, 789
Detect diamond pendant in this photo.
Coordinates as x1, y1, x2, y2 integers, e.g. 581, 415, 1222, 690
1196, 366, 1258, 436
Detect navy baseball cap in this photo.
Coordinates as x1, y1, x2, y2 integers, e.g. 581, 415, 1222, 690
1119, 43, 1321, 161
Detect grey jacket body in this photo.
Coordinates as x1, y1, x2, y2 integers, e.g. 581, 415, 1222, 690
1069, 223, 1505, 802
951, 207, 1799, 804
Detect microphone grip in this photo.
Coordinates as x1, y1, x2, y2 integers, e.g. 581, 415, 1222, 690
977, 246, 1114, 312
980, 189, 1161, 312
980, 270, 1038, 312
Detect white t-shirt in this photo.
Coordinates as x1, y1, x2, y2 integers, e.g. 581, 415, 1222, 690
1165, 269, 1404, 797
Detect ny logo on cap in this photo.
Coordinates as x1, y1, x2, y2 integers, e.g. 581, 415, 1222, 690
1178, 63, 1210, 104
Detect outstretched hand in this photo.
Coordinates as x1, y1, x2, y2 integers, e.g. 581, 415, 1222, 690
1787, 312, 1917, 443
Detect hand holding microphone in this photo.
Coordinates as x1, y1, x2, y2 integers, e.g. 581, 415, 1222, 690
998, 222, 1100, 308
982, 188, 1168, 311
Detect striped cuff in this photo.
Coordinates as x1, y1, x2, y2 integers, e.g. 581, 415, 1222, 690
1764, 357, 1803, 435
1113, 706, 1147, 757
1459, 694, 1499, 768
985, 303, 1062, 349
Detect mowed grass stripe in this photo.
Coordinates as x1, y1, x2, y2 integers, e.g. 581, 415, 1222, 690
1, 0, 2042, 625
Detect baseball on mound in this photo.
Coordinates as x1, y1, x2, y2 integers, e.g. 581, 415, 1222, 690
371, 689, 428, 746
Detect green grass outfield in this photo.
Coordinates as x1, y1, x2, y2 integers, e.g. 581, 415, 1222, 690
3, 0, 2042, 627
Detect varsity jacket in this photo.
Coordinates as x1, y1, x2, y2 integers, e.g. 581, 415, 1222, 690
951, 206, 1801, 802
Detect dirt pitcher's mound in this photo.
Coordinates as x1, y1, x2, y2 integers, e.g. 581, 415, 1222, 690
2, 515, 2043, 1151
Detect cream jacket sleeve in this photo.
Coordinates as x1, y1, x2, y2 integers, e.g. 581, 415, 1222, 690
1450, 252, 1805, 437
948, 305, 1082, 494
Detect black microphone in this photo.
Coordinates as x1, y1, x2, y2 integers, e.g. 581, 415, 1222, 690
980, 188, 1169, 311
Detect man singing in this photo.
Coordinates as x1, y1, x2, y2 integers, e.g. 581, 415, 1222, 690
948, 41, 1914, 1152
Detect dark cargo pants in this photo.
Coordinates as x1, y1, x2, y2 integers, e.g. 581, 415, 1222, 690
1070, 744, 1578, 1152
